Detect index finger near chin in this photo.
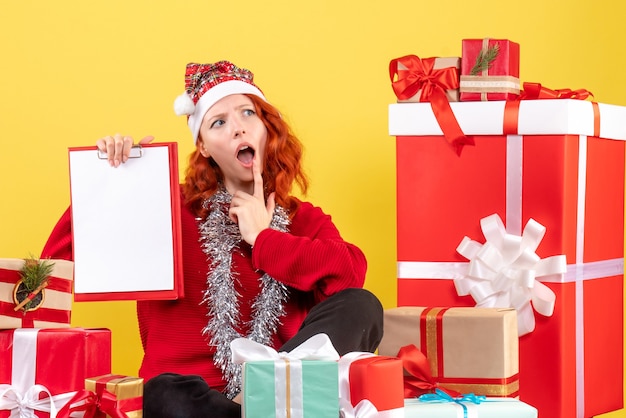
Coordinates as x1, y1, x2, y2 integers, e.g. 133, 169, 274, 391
252, 158, 264, 199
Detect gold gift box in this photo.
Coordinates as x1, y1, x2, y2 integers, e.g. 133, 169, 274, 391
85, 374, 144, 418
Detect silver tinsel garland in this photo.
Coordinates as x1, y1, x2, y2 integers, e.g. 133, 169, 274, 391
198, 189, 290, 399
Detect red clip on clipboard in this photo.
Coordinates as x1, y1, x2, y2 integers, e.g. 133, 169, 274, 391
68, 142, 183, 301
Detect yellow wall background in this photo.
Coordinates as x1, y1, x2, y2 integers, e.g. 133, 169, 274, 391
1, 0, 625, 416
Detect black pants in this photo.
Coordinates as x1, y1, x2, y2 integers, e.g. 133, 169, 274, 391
143, 288, 383, 418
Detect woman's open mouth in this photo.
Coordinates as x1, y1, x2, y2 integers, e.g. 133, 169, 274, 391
237, 145, 255, 165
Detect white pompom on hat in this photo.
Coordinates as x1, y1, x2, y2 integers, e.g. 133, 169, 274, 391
173, 61, 267, 144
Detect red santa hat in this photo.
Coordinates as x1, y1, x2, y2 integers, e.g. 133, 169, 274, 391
173, 60, 267, 143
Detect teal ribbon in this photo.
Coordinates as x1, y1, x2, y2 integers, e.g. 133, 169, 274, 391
418, 389, 486, 418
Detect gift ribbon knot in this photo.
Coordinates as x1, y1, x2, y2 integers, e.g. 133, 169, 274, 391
519, 82, 593, 100
418, 388, 486, 418
389, 55, 473, 155
57, 388, 133, 418
504, 82, 599, 136
389, 55, 459, 102
0, 383, 74, 418
397, 344, 461, 399
455, 213, 567, 336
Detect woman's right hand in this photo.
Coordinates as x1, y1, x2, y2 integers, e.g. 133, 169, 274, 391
96, 133, 155, 167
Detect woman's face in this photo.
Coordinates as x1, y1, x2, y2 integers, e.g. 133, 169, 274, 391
198, 94, 268, 195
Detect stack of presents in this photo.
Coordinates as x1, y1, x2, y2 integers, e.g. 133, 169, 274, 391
1, 37, 625, 418
0, 258, 143, 417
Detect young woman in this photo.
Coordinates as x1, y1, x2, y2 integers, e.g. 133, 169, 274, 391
42, 60, 383, 417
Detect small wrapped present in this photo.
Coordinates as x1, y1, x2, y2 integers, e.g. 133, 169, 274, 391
389, 54, 473, 155
338, 352, 404, 417
231, 333, 340, 418
0, 328, 112, 418
58, 374, 143, 418
390, 55, 461, 102
459, 38, 520, 101
378, 307, 519, 397
405, 389, 538, 417
0, 257, 74, 328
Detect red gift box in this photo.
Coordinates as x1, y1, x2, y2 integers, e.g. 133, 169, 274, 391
338, 353, 404, 417
459, 38, 520, 101
0, 328, 112, 417
388, 99, 626, 418
0, 258, 74, 328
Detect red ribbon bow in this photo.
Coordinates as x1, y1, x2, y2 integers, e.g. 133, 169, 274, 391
397, 344, 461, 399
519, 82, 594, 100
57, 388, 141, 418
504, 82, 599, 136
390, 55, 474, 155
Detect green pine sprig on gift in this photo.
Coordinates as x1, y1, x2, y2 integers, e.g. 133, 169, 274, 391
15, 256, 55, 311
19, 256, 54, 292
470, 43, 500, 75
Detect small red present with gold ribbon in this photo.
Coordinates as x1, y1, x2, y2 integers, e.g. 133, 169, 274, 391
0, 258, 73, 328
459, 38, 520, 101
58, 374, 143, 418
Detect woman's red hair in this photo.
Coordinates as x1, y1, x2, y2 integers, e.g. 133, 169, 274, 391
182, 94, 309, 219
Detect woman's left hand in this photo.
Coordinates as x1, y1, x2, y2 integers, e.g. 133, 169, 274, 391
229, 158, 275, 246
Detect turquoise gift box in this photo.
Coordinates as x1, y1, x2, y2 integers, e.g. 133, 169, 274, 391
231, 334, 341, 418
405, 392, 538, 418
241, 359, 339, 418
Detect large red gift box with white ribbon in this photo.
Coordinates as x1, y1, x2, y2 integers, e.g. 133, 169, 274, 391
0, 328, 111, 417
388, 99, 626, 418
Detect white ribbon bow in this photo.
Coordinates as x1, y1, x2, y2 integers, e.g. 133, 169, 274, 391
231, 334, 340, 418
0, 384, 76, 418
455, 213, 567, 336
231, 333, 340, 363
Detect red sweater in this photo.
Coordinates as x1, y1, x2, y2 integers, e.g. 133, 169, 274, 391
41, 198, 366, 392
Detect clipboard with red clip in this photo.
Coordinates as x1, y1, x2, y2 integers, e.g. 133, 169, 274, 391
68, 142, 183, 301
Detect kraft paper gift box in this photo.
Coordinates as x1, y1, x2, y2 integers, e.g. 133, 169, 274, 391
0, 328, 112, 418
231, 334, 340, 418
404, 390, 538, 418
0, 258, 74, 328
378, 306, 519, 398
459, 38, 520, 101
338, 353, 404, 417
390, 55, 461, 102
387, 98, 626, 418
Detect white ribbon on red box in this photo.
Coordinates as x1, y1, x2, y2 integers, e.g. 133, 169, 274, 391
455, 213, 566, 336
397, 134, 624, 417
0, 329, 76, 418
